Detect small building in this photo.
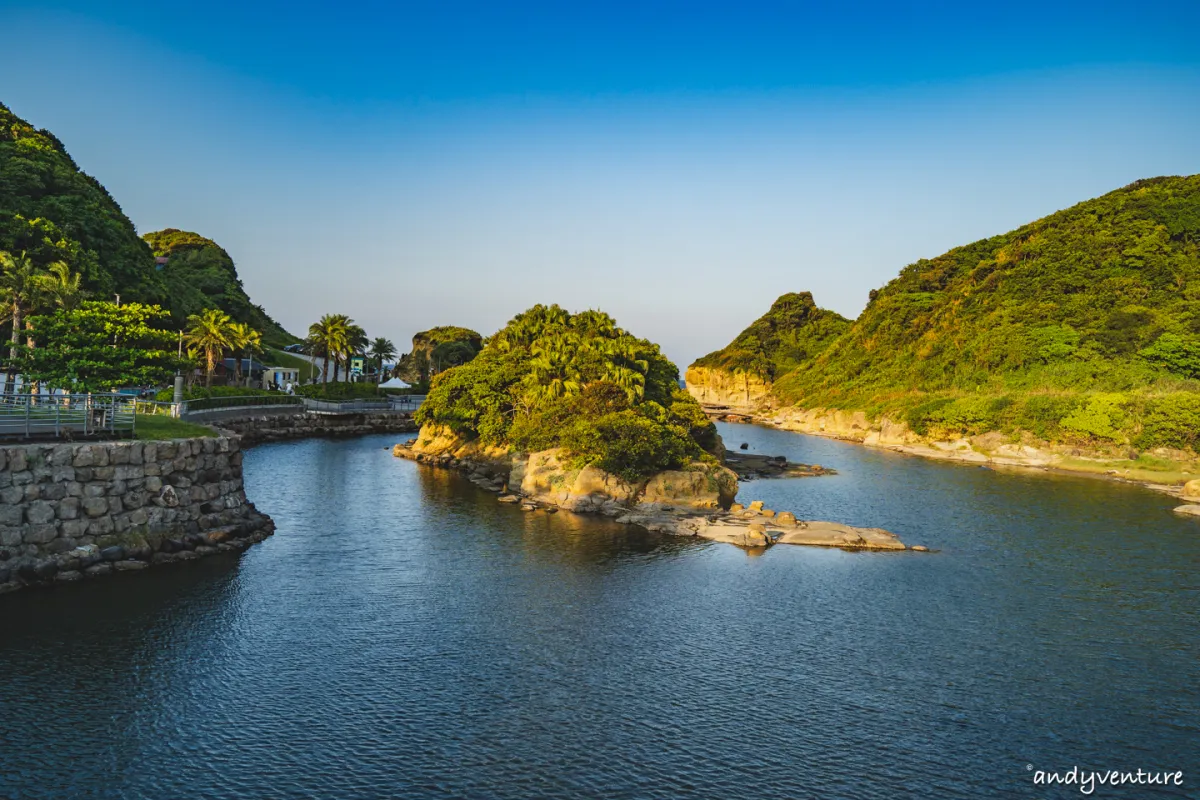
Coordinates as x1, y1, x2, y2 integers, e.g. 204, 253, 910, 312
215, 357, 268, 386
262, 366, 300, 390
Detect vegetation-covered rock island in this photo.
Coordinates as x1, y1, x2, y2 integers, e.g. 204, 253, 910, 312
395, 304, 910, 550
689, 175, 1200, 489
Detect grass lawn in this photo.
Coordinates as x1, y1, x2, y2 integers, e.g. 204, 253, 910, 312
135, 414, 217, 440
266, 348, 320, 382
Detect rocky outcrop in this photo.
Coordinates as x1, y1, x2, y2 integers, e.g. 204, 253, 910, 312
615, 506, 908, 551
0, 436, 274, 594
395, 432, 738, 515
393, 424, 915, 553
684, 365, 771, 410
1182, 479, 1200, 500
1174, 504, 1200, 517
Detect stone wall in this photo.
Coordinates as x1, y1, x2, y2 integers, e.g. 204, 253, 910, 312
216, 412, 418, 446
0, 436, 274, 593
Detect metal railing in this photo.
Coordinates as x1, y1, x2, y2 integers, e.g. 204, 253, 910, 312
0, 393, 136, 439
184, 394, 303, 412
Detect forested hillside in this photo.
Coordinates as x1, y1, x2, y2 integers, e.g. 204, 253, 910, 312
0, 102, 160, 300
143, 228, 295, 347
769, 175, 1200, 452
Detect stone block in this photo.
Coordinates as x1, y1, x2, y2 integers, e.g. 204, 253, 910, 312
10, 471, 32, 486
41, 484, 66, 501
92, 466, 115, 481
24, 523, 59, 544
22, 485, 40, 501
8, 449, 26, 472
65, 481, 84, 497
87, 517, 114, 536
110, 446, 130, 465
128, 442, 143, 465
82, 497, 109, 518
114, 465, 143, 481
51, 445, 74, 467
107, 497, 124, 515
0, 505, 23, 527
59, 518, 88, 538
57, 498, 80, 520
0, 526, 24, 547
52, 466, 76, 483
123, 492, 146, 510
83, 484, 107, 498
144, 476, 162, 492
73, 467, 93, 482
25, 501, 56, 525
72, 446, 95, 468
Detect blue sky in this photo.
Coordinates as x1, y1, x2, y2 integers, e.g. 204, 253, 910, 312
2, 1, 1199, 367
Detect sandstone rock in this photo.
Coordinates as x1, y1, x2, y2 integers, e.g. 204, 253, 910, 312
638, 464, 738, 511
747, 500, 764, 511
775, 511, 797, 526
912, 545, 929, 552
1182, 480, 1200, 500
497, 495, 521, 504
113, 560, 148, 571
1173, 504, 1200, 517
761, 509, 775, 518
730, 503, 744, 512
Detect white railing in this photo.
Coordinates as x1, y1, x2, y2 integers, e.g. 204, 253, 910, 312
0, 393, 136, 439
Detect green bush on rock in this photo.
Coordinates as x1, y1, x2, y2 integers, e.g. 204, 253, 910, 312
416, 305, 720, 481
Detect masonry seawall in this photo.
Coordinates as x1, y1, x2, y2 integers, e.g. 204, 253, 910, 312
0, 436, 274, 593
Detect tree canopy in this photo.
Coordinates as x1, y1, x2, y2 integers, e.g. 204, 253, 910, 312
20, 301, 182, 391
416, 305, 720, 481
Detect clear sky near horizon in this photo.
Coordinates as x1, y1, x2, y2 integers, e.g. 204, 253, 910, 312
2, 1, 1199, 369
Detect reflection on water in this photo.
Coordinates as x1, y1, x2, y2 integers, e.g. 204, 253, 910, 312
0, 429, 1196, 799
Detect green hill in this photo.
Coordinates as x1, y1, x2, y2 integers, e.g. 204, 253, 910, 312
690, 291, 851, 379
0, 101, 161, 300
769, 175, 1200, 453
143, 228, 295, 347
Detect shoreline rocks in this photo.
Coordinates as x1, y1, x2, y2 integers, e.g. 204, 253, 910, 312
394, 425, 918, 553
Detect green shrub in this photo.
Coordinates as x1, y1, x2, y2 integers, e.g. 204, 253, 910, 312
1135, 394, 1200, 450
1059, 393, 1129, 442
562, 410, 700, 483
295, 382, 385, 400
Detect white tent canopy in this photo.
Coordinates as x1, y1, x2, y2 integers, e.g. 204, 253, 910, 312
379, 377, 411, 389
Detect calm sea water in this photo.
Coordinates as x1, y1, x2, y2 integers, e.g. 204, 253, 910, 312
0, 424, 1197, 799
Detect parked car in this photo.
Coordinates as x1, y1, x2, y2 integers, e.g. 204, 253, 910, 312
283, 344, 305, 354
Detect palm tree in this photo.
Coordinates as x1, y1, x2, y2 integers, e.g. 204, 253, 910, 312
306, 317, 333, 385
33, 262, 86, 312
0, 251, 55, 394
229, 322, 263, 386
368, 337, 396, 381
186, 308, 236, 388
308, 314, 349, 384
